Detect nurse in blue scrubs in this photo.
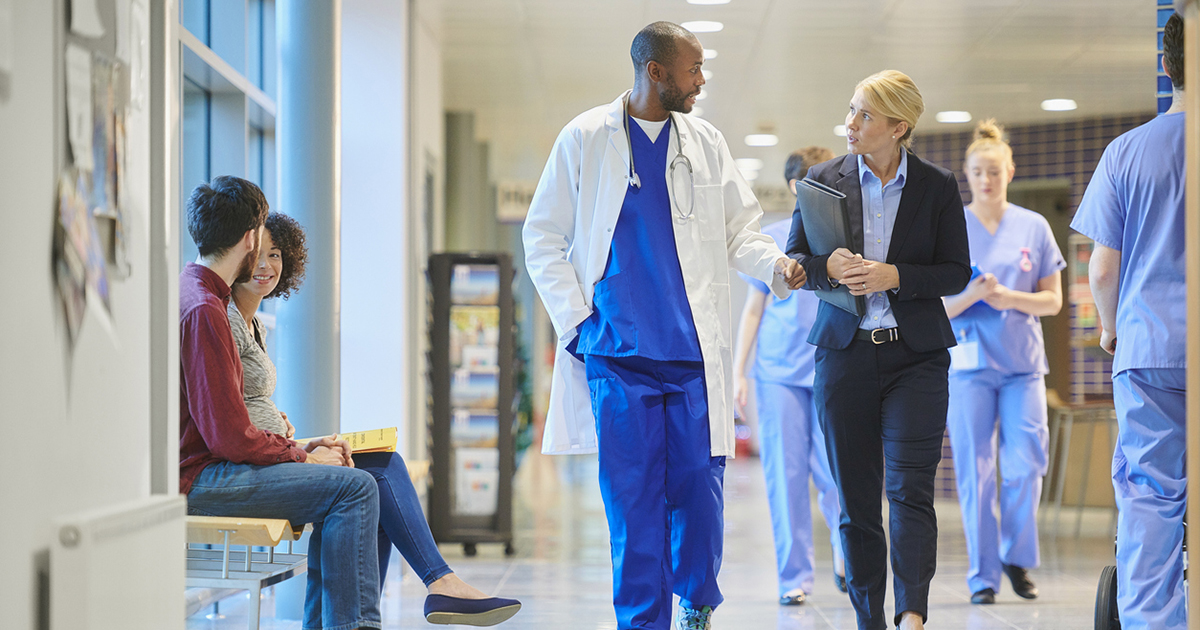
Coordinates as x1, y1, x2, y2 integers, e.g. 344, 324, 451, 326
733, 147, 845, 607
942, 120, 1064, 605
1069, 14, 1187, 629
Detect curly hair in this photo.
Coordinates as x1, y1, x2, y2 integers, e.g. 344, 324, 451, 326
264, 212, 308, 300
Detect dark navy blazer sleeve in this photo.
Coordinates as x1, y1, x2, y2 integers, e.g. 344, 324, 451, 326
892, 171, 971, 301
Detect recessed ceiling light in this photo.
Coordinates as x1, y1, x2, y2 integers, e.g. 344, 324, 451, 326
1041, 99, 1077, 112
833, 125, 847, 137
735, 158, 764, 171
681, 21, 724, 33
688, 0, 731, 4
690, 106, 705, 117
695, 89, 708, 101
740, 169, 760, 181
702, 69, 713, 81
935, 110, 972, 124
744, 134, 778, 147
703, 49, 719, 60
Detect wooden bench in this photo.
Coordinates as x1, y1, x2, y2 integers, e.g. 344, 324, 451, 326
185, 516, 309, 630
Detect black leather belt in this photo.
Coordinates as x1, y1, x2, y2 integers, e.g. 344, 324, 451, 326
855, 327, 901, 345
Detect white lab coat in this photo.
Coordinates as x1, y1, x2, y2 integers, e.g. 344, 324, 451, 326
523, 91, 791, 457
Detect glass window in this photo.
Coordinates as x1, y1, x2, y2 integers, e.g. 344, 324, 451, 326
181, 0, 209, 43
181, 79, 211, 267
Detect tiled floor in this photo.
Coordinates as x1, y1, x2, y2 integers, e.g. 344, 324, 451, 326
188, 451, 1116, 629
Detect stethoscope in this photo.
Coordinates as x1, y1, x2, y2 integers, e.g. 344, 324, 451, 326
622, 93, 695, 223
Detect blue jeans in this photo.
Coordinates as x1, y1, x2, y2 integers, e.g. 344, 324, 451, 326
355, 452, 452, 587
187, 461, 382, 630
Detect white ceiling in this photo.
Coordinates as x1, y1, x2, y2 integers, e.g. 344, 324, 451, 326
442, 0, 1157, 184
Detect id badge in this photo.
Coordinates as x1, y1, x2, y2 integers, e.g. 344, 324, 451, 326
949, 340, 982, 372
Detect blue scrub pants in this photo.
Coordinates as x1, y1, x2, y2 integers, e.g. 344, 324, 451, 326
1112, 368, 1186, 630
755, 381, 843, 597
585, 355, 725, 630
947, 369, 1048, 594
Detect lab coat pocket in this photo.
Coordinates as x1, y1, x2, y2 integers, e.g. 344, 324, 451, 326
710, 282, 732, 347
695, 184, 726, 242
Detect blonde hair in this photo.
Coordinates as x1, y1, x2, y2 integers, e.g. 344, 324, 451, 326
855, 70, 925, 148
964, 119, 1014, 168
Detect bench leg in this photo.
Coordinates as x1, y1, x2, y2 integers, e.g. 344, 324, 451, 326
248, 583, 261, 630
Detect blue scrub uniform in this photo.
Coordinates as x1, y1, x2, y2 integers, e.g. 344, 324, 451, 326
577, 116, 723, 630
945, 204, 1064, 595
1071, 112, 1187, 630
742, 220, 843, 598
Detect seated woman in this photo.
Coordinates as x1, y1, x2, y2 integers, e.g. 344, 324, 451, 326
227, 211, 521, 627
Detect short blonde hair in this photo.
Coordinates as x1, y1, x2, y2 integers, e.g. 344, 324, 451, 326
964, 119, 1014, 168
855, 70, 925, 148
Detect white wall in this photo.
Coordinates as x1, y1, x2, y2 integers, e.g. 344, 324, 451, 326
340, 0, 443, 461
340, 0, 410, 437
0, 1, 175, 628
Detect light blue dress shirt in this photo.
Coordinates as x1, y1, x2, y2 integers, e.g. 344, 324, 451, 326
857, 151, 907, 330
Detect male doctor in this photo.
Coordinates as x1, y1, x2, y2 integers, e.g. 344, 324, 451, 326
523, 21, 805, 630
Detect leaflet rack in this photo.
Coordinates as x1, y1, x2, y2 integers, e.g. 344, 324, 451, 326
426, 253, 515, 556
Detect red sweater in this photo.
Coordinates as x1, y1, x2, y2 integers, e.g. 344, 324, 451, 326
178, 263, 307, 495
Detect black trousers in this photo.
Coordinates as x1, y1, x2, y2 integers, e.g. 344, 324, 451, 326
814, 338, 950, 630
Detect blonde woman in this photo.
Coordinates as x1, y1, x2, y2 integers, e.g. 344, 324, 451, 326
786, 70, 970, 630
943, 121, 1064, 606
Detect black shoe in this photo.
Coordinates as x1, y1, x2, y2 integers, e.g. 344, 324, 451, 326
779, 589, 806, 606
1003, 563, 1039, 599
970, 588, 996, 605
833, 572, 848, 593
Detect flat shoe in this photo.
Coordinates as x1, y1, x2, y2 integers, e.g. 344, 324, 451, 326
833, 572, 848, 593
779, 589, 806, 606
1003, 563, 1039, 599
424, 594, 522, 626
970, 588, 996, 605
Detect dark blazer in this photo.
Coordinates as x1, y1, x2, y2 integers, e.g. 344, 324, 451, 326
786, 151, 971, 353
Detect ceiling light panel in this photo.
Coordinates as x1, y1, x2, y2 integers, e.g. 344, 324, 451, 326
681, 21, 724, 33
1041, 98, 1078, 111
744, 134, 778, 147
935, 111, 972, 123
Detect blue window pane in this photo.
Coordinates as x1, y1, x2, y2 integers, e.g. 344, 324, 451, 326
181, 0, 209, 44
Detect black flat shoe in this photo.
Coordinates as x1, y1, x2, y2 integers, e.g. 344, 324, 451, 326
1003, 563, 1039, 599
779, 589, 806, 606
970, 588, 996, 605
833, 572, 848, 593
424, 594, 522, 626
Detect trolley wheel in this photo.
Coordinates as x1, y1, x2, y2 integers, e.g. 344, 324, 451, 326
463, 543, 477, 557
504, 542, 515, 556
1095, 565, 1120, 630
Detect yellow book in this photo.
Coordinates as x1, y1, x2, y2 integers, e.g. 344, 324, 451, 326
295, 427, 398, 454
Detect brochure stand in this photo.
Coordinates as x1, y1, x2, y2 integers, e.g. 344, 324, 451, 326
427, 253, 515, 556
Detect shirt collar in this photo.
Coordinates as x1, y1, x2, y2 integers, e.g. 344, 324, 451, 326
857, 150, 908, 187
185, 262, 232, 302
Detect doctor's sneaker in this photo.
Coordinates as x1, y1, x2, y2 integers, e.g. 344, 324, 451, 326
1002, 564, 1039, 599
675, 605, 714, 630
970, 588, 996, 604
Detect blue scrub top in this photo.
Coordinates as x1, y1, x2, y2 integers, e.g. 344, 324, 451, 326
949, 204, 1065, 375
741, 220, 820, 387
1070, 112, 1187, 376
576, 116, 703, 361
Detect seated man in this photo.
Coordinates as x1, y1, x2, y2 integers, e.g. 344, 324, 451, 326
178, 176, 381, 630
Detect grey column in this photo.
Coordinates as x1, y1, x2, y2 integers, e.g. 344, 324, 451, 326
275, 0, 341, 439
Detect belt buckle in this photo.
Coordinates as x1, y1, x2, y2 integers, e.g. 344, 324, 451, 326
870, 328, 894, 345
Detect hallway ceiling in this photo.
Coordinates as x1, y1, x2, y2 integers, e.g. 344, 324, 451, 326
442, 0, 1157, 184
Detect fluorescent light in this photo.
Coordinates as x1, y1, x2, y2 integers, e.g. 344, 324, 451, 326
695, 89, 708, 101
935, 110, 972, 124
1041, 98, 1077, 112
681, 20, 724, 33
703, 48, 719, 60
702, 69, 713, 81
735, 158, 764, 170
739, 169, 760, 181
689, 106, 705, 117
833, 125, 847, 137
744, 134, 778, 147
688, 0, 731, 4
